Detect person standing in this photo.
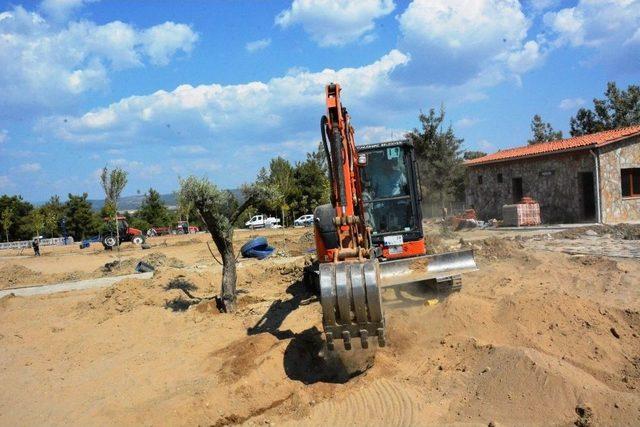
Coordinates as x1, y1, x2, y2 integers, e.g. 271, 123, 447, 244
32, 237, 40, 256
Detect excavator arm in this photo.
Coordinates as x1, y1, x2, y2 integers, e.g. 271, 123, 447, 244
318, 83, 385, 350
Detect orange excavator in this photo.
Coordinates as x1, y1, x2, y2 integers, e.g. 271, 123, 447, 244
314, 83, 477, 351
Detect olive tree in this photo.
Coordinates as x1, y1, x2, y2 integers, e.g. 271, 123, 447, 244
179, 176, 278, 312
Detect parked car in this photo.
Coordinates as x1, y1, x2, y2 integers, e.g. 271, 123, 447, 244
294, 214, 314, 227
245, 214, 281, 229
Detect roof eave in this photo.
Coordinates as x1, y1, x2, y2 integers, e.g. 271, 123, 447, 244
464, 144, 597, 167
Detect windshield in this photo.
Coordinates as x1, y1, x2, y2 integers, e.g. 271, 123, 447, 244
361, 147, 409, 200
365, 198, 415, 234
360, 146, 416, 235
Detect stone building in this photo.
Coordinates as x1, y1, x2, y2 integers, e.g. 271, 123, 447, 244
465, 126, 640, 224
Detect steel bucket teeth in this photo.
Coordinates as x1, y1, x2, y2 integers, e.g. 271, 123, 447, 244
320, 260, 385, 351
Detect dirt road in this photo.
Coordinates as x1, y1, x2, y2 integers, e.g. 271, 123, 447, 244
0, 227, 639, 426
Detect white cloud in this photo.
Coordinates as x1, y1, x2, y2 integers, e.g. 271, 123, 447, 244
17, 162, 42, 173
108, 158, 142, 170
0, 175, 14, 189
171, 159, 221, 174
39, 0, 88, 20
527, 0, 559, 13
396, 0, 543, 84
357, 126, 407, 144
140, 22, 198, 66
478, 139, 495, 151
276, 0, 395, 47
171, 144, 209, 154
245, 38, 271, 53
139, 164, 163, 180
558, 97, 585, 110
0, 5, 198, 112
42, 50, 410, 147
0, 129, 8, 144
506, 40, 545, 74
543, 0, 640, 70
455, 117, 481, 129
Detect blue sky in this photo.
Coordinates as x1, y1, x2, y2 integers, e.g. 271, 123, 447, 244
0, 0, 638, 202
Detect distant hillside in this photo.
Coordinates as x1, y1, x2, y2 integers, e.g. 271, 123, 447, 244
88, 189, 243, 212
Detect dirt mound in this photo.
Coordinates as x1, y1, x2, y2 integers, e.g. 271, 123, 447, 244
0, 264, 42, 288
210, 334, 282, 383
98, 252, 186, 275
78, 269, 215, 321
557, 223, 640, 240
2, 227, 640, 426
237, 258, 306, 291
474, 237, 525, 260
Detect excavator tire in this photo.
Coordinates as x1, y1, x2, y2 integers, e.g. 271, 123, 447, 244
314, 204, 339, 249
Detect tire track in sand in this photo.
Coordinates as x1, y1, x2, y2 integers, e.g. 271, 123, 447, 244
301, 379, 422, 426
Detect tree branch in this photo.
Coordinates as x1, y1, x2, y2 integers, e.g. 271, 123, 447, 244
230, 194, 255, 225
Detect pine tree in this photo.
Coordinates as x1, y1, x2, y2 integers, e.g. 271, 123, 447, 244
528, 114, 563, 144
570, 82, 640, 136
406, 107, 464, 206
138, 188, 171, 227
65, 193, 97, 240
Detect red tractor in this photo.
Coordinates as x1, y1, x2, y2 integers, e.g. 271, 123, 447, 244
102, 216, 145, 249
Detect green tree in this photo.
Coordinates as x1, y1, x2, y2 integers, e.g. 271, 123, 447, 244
179, 177, 279, 312
407, 107, 464, 206
41, 195, 65, 237
257, 157, 295, 225
0, 195, 34, 241
65, 193, 97, 240
1, 207, 13, 242
290, 150, 330, 217
528, 114, 563, 144
27, 210, 45, 237
570, 82, 640, 136
138, 188, 171, 227
100, 167, 128, 247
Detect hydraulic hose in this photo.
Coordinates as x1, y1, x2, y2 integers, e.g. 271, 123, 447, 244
321, 115, 336, 204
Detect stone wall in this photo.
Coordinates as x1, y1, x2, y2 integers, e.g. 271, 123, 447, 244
598, 135, 640, 223
465, 150, 596, 223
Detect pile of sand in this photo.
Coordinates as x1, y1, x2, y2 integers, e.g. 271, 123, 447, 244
1, 229, 639, 426
0, 264, 42, 288
98, 252, 186, 275
470, 237, 527, 261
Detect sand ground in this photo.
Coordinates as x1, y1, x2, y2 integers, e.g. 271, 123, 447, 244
0, 226, 639, 426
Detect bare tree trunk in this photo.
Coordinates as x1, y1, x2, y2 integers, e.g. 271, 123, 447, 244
114, 207, 119, 251
199, 213, 238, 312
219, 233, 236, 312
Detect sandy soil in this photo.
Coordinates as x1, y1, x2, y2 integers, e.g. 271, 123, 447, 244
0, 226, 639, 426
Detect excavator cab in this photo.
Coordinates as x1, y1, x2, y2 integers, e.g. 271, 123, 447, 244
359, 140, 425, 259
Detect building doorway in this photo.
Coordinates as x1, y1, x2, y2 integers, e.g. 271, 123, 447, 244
580, 172, 596, 220
512, 177, 523, 203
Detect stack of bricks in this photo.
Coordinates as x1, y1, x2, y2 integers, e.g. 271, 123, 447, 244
502, 198, 541, 226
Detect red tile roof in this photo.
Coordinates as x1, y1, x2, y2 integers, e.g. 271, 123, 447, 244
465, 125, 640, 166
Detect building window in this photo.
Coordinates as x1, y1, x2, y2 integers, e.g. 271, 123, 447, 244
621, 168, 640, 197
497, 173, 503, 183
478, 175, 483, 185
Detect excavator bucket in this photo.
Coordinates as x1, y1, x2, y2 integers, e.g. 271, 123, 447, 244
319, 259, 385, 351
319, 249, 477, 351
